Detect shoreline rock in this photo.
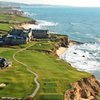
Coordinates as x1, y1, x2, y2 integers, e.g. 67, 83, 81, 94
55, 36, 82, 56
55, 38, 100, 100
15, 20, 38, 29
65, 75, 100, 100
68, 40, 83, 46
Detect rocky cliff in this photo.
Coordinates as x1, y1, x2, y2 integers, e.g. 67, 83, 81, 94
15, 20, 37, 26
65, 75, 100, 100
54, 36, 69, 49
59, 37, 69, 47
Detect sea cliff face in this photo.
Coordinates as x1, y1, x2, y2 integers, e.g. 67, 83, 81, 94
59, 37, 69, 47
65, 75, 100, 100
15, 20, 37, 26
54, 36, 69, 49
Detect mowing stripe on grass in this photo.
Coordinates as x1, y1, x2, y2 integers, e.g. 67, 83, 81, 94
13, 43, 40, 98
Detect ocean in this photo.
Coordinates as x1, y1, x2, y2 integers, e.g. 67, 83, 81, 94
21, 5, 100, 79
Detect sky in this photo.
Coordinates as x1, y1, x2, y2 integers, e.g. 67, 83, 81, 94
0, 0, 100, 7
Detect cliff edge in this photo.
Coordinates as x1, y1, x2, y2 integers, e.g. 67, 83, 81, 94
65, 75, 100, 100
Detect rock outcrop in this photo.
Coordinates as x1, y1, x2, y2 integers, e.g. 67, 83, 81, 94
68, 40, 83, 46
55, 36, 69, 49
65, 75, 100, 100
52, 36, 69, 55
15, 20, 37, 27
59, 37, 69, 48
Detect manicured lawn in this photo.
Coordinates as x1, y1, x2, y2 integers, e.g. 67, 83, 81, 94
0, 48, 36, 98
0, 23, 12, 31
0, 42, 91, 99
28, 41, 55, 51
0, 14, 32, 23
0, 7, 91, 100
0, 13, 32, 32
15, 42, 90, 100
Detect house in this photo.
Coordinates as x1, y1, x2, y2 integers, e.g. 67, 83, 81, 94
4, 29, 48, 45
5, 35, 26, 45
0, 37, 4, 45
5, 28, 33, 45
32, 29, 48, 39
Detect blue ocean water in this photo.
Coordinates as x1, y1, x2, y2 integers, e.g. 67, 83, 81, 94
21, 5, 100, 79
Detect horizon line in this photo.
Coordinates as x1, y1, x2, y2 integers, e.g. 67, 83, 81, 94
0, 1, 100, 8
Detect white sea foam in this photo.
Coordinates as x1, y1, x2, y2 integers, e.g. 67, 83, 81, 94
70, 22, 81, 26
30, 13, 37, 16
24, 12, 30, 16
60, 43, 100, 72
37, 20, 58, 27
31, 20, 58, 29
71, 32, 80, 35
31, 24, 41, 29
94, 37, 100, 42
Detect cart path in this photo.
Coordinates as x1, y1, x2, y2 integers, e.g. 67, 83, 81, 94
13, 44, 40, 98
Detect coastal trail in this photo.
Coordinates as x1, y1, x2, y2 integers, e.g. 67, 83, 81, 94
13, 44, 40, 98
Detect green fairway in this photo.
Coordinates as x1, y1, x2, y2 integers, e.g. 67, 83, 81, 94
0, 14, 32, 23
28, 41, 55, 51
0, 23, 12, 31
0, 48, 36, 98
0, 13, 32, 32
0, 42, 91, 99
0, 7, 91, 100
15, 42, 90, 100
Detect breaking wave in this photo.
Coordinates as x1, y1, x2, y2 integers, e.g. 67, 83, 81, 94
31, 20, 58, 29
60, 43, 100, 72
37, 20, 58, 27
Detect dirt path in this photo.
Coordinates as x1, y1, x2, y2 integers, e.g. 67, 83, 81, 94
13, 44, 40, 98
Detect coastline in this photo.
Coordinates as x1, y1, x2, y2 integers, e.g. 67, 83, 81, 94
56, 43, 100, 99
16, 23, 40, 29
19, 7, 100, 80
57, 40, 100, 80
0, 5, 100, 100
56, 39, 80, 57
15, 8, 95, 78
17, 9, 94, 77
21, 5, 100, 100
56, 47, 67, 56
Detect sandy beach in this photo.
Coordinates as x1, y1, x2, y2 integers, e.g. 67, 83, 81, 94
16, 23, 40, 29
56, 40, 78, 56
56, 47, 67, 56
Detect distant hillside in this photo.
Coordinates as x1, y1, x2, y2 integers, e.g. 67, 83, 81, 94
0, 1, 74, 8
0, 1, 28, 7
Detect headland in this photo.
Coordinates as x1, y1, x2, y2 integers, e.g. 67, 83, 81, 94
0, 6, 100, 100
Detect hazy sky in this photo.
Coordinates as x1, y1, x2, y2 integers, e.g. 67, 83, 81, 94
0, 0, 100, 7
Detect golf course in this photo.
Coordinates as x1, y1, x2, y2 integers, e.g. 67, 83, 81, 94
0, 7, 91, 100
0, 41, 90, 100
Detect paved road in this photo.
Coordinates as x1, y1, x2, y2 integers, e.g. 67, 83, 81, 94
13, 44, 40, 98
